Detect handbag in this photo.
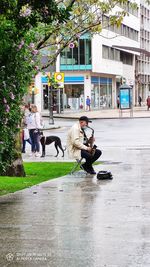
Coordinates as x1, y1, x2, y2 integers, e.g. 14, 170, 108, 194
97, 171, 113, 180
34, 128, 40, 134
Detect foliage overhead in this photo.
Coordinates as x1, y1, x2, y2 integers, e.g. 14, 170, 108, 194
0, 0, 133, 174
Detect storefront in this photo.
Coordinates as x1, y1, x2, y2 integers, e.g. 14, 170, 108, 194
64, 76, 85, 110
40, 74, 113, 112
91, 77, 112, 108
63, 75, 113, 110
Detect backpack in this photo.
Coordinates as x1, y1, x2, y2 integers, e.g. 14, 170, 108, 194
97, 171, 113, 180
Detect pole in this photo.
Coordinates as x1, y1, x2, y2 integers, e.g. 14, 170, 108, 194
56, 89, 60, 114
49, 84, 54, 124
31, 90, 34, 104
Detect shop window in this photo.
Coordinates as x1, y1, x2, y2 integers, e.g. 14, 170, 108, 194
100, 78, 112, 108
64, 84, 84, 110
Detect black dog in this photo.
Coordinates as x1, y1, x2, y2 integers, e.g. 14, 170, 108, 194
39, 132, 65, 157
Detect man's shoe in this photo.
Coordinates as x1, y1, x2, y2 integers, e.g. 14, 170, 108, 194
89, 170, 96, 175
80, 163, 89, 173
88, 166, 96, 175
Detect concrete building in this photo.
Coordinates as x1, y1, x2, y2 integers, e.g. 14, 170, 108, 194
33, 1, 142, 113
136, 0, 150, 104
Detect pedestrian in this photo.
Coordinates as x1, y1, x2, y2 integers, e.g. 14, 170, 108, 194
117, 95, 120, 109
67, 116, 102, 174
26, 104, 43, 157
138, 95, 142, 106
21, 125, 32, 153
21, 104, 32, 153
86, 96, 91, 111
147, 96, 150, 110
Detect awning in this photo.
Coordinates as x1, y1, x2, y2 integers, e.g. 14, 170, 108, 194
112, 46, 150, 57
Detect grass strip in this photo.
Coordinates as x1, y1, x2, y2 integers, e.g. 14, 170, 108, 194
0, 161, 101, 196
0, 162, 74, 196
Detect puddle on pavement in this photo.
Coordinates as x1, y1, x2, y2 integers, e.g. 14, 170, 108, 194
101, 161, 122, 165
127, 148, 150, 150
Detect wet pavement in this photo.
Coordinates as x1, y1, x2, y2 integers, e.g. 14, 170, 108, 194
1, 118, 150, 266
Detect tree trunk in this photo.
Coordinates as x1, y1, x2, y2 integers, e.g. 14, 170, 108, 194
3, 158, 26, 177
2, 131, 26, 177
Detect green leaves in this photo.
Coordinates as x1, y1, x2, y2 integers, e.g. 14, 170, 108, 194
0, 0, 136, 174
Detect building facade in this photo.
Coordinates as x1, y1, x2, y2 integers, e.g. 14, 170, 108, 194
135, 0, 150, 104
33, 0, 142, 113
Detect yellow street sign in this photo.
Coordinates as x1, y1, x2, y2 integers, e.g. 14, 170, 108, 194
54, 72, 64, 83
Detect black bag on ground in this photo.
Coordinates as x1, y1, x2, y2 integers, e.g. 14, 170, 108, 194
97, 171, 113, 180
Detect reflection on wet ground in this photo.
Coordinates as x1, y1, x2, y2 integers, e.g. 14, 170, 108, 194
1, 149, 150, 267
1, 118, 150, 266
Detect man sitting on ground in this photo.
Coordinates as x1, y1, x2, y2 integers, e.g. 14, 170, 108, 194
67, 116, 102, 174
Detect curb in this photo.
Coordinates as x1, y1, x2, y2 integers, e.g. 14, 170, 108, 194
42, 126, 61, 131
43, 115, 150, 120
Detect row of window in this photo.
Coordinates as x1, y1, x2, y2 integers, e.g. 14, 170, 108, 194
141, 15, 150, 30
140, 29, 150, 40
138, 74, 150, 84
141, 38, 150, 51
139, 54, 150, 62
103, 16, 139, 41
138, 62, 150, 74
102, 45, 133, 65
141, 5, 150, 18
118, 1, 139, 17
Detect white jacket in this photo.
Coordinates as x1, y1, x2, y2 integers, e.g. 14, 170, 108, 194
67, 122, 88, 159
23, 128, 30, 140
26, 112, 42, 130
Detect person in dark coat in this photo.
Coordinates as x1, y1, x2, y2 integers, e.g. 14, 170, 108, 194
147, 96, 150, 110
138, 95, 142, 106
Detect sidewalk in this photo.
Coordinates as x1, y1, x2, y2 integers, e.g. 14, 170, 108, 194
1, 146, 150, 266
42, 106, 150, 121
1, 116, 150, 266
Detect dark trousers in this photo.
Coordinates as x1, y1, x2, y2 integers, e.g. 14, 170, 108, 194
22, 138, 32, 153
29, 129, 40, 153
81, 149, 102, 169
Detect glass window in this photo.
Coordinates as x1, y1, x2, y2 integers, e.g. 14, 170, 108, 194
64, 84, 84, 110
85, 39, 91, 64
91, 84, 100, 108
91, 77, 112, 109
79, 39, 85, 64
60, 37, 91, 66
100, 78, 112, 108
109, 47, 114, 60
102, 45, 109, 59
120, 51, 133, 65
72, 46, 78, 65
114, 49, 120, 61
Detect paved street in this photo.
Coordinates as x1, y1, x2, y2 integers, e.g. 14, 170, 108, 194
1, 118, 150, 266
